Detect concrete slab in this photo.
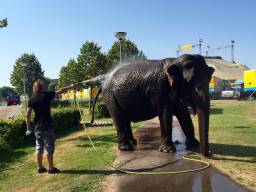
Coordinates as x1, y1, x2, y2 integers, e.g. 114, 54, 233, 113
102, 117, 249, 192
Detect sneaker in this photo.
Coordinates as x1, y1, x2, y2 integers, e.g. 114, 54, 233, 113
48, 167, 61, 174
38, 167, 47, 174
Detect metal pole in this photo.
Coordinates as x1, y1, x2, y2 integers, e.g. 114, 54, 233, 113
23, 67, 27, 110
199, 39, 203, 55
199, 42, 202, 55
89, 85, 93, 110
176, 49, 179, 57
119, 39, 122, 65
231, 40, 235, 63
206, 45, 210, 57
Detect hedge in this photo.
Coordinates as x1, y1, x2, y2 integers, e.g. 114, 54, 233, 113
94, 102, 110, 118
51, 100, 93, 108
0, 108, 80, 151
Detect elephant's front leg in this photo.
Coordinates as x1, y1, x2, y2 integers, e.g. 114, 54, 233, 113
174, 104, 199, 149
158, 108, 176, 153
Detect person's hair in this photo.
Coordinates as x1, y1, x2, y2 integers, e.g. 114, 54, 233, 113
33, 79, 45, 94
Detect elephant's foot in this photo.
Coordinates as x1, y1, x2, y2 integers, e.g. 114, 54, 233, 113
185, 138, 200, 149
118, 143, 133, 151
202, 149, 213, 157
158, 142, 176, 153
130, 138, 137, 145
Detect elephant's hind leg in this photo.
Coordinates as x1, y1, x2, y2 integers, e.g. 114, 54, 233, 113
126, 123, 137, 145
104, 95, 133, 151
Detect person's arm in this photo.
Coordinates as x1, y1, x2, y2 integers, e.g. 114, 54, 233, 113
55, 84, 75, 96
26, 107, 32, 131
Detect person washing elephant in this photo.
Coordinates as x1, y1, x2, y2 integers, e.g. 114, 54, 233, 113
25, 79, 74, 174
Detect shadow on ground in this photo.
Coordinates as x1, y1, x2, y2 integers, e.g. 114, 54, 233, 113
210, 143, 256, 163
0, 150, 27, 172
63, 133, 117, 148
210, 108, 223, 115
0, 126, 81, 172
61, 169, 120, 175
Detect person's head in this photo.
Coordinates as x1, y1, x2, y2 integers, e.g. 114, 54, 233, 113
33, 79, 46, 94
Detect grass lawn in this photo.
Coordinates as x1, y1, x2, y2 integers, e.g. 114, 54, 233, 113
0, 107, 140, 192
1, 102, 255, 191
192, 100, 256, 191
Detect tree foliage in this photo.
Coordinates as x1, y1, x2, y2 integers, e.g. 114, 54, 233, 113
58, 59, 83, 88
77, 41, 108, 80
107, 39, 147, 68
0, 86, 16, 98
10, 53, 44, 96
0, 18, 8, 28
58, 40, 147, 89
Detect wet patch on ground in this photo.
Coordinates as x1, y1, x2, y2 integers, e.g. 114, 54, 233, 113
102, 118, 249, 192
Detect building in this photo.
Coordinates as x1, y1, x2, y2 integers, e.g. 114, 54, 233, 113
205, 56, 249, 92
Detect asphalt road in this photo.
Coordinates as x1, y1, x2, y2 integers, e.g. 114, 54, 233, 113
0, 105, 22, 120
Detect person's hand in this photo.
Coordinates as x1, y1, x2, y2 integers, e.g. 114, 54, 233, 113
25, 129, 32, 136
69, 83, 75, 89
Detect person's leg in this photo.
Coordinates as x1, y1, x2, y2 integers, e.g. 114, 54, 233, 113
35, 131, 47, 173
44, 129, 60, 173
35, 131, 44, 169
47, 154, 54, 170
37, 153, 43, 169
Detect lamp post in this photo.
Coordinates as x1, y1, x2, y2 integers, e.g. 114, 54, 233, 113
20, 62, 27, 110
115, 32, 127, 65
198, 38, 203, 55
206, 45, 210, 56
231, 40, 235, 63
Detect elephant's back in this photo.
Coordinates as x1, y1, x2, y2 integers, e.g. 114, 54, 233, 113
101, 59, 170, 121
103, 60, 163, 89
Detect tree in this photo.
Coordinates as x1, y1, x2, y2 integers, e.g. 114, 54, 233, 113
58, 59, 83, 88
107, 39, 147, 68
0, 18, 8, 28
77, 41, 108, 80
10, 53, 44, 96
0, 86, 16, 98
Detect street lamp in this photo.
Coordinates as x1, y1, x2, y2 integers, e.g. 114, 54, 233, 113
20, 62, 27, 109
231, 40, 235, 63
115, 32, 127, 65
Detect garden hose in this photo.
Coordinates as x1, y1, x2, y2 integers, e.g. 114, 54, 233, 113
76, 100, 210, 175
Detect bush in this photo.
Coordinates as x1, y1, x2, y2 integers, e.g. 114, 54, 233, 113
0, 108, 80, 150
51, 108, 80, 133
95, 102, 110, 118
51, 100, 92, 108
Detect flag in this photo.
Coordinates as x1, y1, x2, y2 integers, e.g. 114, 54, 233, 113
179, 44, 193, 51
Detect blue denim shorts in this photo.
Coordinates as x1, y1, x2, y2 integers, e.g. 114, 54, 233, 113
35, 129, 55, 155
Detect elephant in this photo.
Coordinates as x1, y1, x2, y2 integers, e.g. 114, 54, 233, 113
91, 54, 214, 157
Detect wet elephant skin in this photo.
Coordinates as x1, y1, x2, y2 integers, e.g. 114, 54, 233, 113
100, 54, 214, 156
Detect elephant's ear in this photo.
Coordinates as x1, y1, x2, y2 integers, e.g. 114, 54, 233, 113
207, 66, 215, 81
165, 64, 181, 87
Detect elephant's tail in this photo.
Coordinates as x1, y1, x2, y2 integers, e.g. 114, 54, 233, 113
90, 86, 102, 124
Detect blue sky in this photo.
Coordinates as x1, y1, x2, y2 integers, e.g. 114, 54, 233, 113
1, 0, 256, 86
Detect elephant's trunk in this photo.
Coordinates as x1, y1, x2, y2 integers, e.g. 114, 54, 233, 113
196, 97, 211, 157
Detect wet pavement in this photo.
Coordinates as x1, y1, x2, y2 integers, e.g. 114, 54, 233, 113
103, 118, 249, 192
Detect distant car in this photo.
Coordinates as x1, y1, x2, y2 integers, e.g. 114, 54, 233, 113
4, 93, 20, 106
221, 90, 234, 98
